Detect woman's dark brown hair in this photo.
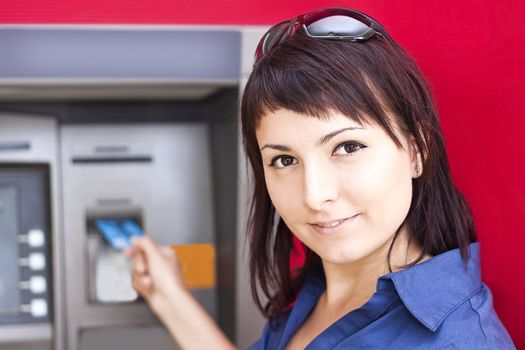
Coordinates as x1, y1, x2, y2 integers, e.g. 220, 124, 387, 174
241, 29, 476, 320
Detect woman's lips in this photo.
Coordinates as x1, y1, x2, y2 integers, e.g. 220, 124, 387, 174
310, 214, 359, 235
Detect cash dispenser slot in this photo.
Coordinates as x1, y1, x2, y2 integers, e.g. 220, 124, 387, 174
72, 156, 153, 164
71, 144, 153, 164
86, 209, 143, 304
0, 141, 31, 152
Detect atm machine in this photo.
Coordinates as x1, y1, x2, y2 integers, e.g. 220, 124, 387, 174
0, 26, 267, 350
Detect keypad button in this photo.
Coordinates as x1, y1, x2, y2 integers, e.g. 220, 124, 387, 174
28, 253, 45, 270
30, 299, 48, 317
27, 229, 45, 247
30, 276, 47, 294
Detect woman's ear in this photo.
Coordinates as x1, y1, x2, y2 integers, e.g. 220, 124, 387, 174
409, 136, 423, 178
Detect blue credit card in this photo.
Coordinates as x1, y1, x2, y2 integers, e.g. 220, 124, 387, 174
120, 219, 144, 238
95, 219, 143, 250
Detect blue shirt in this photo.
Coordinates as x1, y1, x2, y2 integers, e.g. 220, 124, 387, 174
249, 243, 515, 349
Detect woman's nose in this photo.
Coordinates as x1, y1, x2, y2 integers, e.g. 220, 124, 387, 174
303, 162, 338, 211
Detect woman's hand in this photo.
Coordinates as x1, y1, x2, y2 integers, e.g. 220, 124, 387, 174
126, 236, 236, 350
126, 236, 187, 318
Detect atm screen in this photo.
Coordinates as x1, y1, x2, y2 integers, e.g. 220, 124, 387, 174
0, 185, 21, 315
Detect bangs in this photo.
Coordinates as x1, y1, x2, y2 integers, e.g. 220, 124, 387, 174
242, 31, 405, 147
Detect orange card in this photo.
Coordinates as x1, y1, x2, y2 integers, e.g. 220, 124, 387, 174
170, 243, 216, 289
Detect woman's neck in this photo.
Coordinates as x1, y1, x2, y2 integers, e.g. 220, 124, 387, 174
320, 230, 429, 310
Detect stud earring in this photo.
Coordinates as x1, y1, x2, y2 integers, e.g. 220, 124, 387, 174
414, 164, 421, 177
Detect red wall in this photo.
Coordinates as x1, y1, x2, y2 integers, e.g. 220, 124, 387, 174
2, 0, 524, 347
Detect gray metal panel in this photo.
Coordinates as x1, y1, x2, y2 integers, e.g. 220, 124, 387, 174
240, 27, 268, 77
234, 28, 269, 348
61, 123, 216, 246
0, 29, 240, 80
60, 123, 218, 349
79, 325, 179, 350
0, 115, 59, 162
0, 341, 51, 350
0, 324, 52, 344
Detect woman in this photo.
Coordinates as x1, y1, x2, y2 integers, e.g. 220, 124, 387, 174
127, 8, 515, 349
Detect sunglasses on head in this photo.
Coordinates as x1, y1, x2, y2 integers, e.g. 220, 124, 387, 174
254, 8, 392, 64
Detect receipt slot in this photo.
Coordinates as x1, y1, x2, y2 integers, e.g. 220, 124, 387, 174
86, 211, 143, 304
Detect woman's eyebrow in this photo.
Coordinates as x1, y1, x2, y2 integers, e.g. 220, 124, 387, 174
260, 126, 364, 152
260, 144, 291, 152
318, 126, 364, 145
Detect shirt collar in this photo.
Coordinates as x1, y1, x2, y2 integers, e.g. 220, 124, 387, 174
379, 242, 482, 332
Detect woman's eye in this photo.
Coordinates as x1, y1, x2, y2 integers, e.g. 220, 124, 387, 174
333, 141, 366, 156
270, 155, 297, 169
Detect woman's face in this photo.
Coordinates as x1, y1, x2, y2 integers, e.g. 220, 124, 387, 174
256, 108, 419, 265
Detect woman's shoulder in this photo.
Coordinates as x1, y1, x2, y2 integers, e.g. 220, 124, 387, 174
378, 243, 515, 349
435, 283, 515, 349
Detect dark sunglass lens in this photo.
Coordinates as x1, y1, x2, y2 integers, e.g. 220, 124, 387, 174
262, 22, 290, 55
306, 15, 371, 37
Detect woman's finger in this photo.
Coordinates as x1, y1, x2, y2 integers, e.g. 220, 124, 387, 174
131, 251, 148, 274
132, 274, 153, 295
